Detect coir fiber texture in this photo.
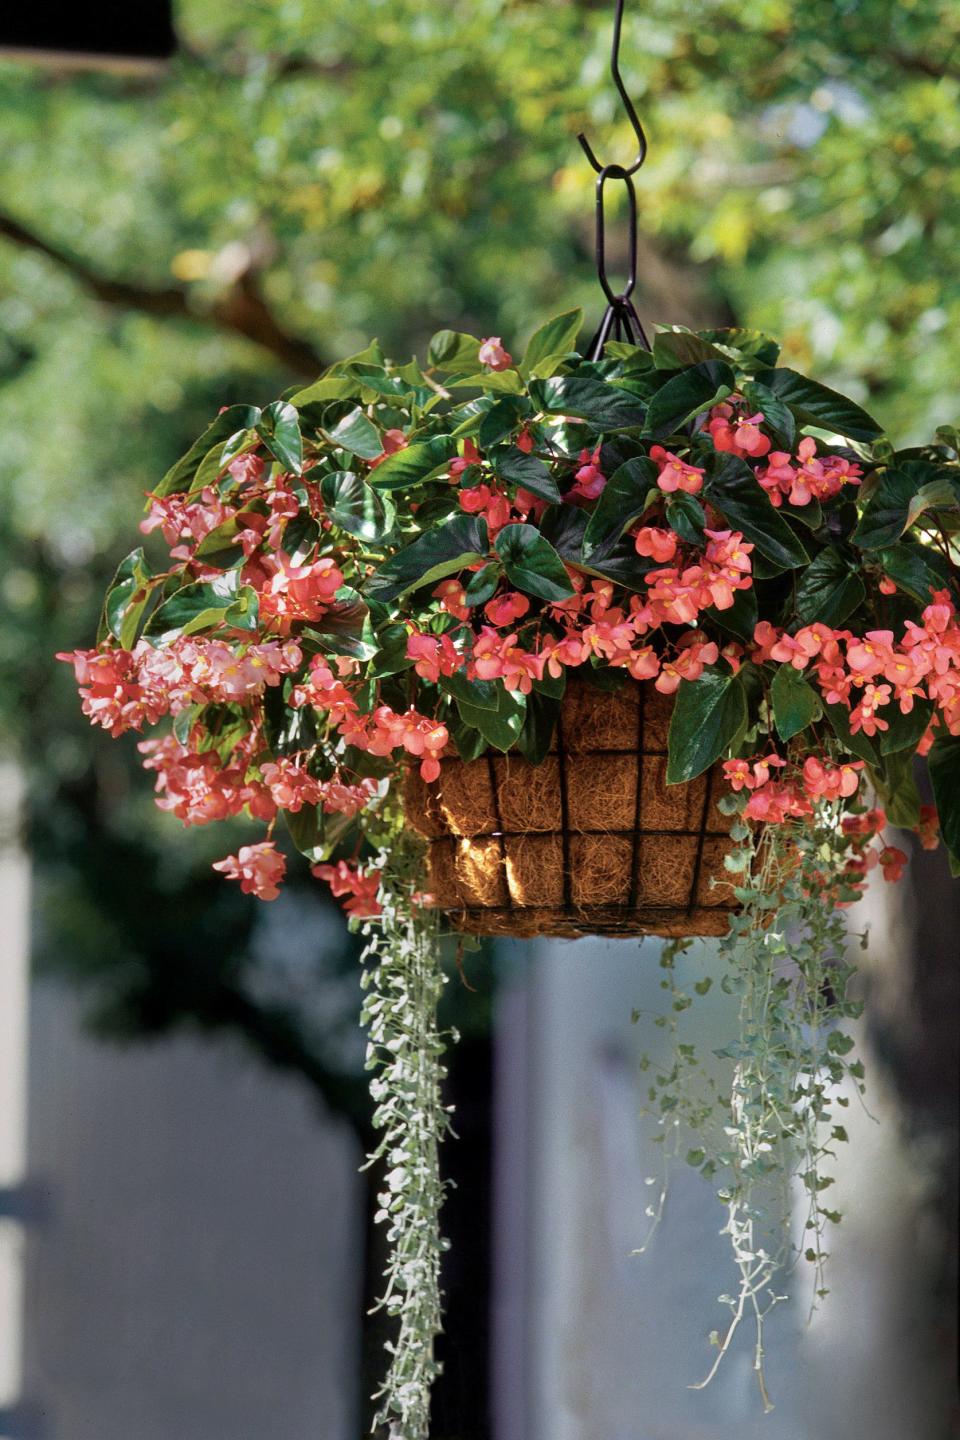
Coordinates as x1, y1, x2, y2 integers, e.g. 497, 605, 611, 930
404, 679, 737, 938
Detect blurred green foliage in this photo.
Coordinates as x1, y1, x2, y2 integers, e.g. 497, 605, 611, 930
0, 0, 957, 1093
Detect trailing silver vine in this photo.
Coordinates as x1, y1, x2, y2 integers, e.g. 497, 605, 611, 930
358, 829, 452, 1440
638, 797, 868, 1409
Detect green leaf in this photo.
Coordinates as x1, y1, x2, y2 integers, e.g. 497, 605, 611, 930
494, 523, 575, 602
771, 664, 822, 740
740, 380, 796, 451
646, 360, 736, 437
879, 698, 934, 756
665, 491, 706, 545
256, 400, 302, 475
326, 406, 383, 460
427, 330, 483, 372
707, 584, 757, 644
869, 751, 921, 829
704, 456, 810, 569
876, 541, 954, 603
365, 514, 489, 602
100, 548, 156, 649
515, 690, 561, 763
320, 470, 395, 540
903, 475, 960, 532
283, 806, 356, 865
853, 463, 929, 550
666, 670, 748, 783
756, 369, 882, 442
288, 376, 361, 406
191, 427, 261, 495
795, 549, 866, 627
365, 436, 458, 490
929, 736, 960, 861
478, 396, 530, 450
457, 686, 526, 752
145, 571, 256, 639
155, 404, 262, 497
520, 309, 583, 376
488, 444, 561, 504
528, 376, 644, 429
439, 672, 501, 712
823, 702, 877, 764
463, 562, 501, 606
582, 457, 658, 558
697, 328, 781, 366
652, 327, 731, 368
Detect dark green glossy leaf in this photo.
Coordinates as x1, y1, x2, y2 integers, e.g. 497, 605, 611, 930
877, 541, 954, 603
756, 369, 882, 441
823, 702, 877, 764
478, 396, 531, 450
100, 548, 156, 649
771, 664, 822, 740
283, 806, 356, 865
741, 380, 795, 451
289, 376, 362, 406
869, 751, 921, 829
698, 328, 781, 366
879, 698, 934, 755
795, 549, 866, 627
488, 444, 561, 503
652, 327, 731, 369
326, 406, 383, 460
463, 562, 501, 606
439, 672, 500, 712
365, 514, 489, 602
156, 405, 262, 498
528, 375, 644, 429
456, 686, 526, 751
321, 470, 395, 540
494, 523, 575, 602
704, 456, 810, 569
257, 400, 303, 475
928, 736, 960, 861
665, 490, 706, 545
666, 670, 748, 783
365, 436, 458, 490
646, 360, 736, 437
521, 308, 583, 376
582, 457, 658, 558
707, 584, 757, 644
427, 330, 483, 373
145, 571, 257, 639
515, 689, 561, 762
853, 463, 928, 549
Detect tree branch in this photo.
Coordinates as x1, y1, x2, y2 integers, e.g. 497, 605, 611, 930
0, 208, 326, 379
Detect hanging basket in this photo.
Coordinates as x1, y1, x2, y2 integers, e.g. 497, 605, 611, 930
404, 678, 737, 938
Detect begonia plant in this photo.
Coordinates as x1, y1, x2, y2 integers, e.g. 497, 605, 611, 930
60, 313, 960, 1432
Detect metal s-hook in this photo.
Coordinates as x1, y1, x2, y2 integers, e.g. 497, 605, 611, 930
577, 0, 648, 180
580, 0, 650, 359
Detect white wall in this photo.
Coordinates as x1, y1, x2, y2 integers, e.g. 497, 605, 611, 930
493, 888, 951, 1440
19, 979, 363, 1440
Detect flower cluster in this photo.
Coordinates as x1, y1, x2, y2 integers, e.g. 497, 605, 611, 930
59, 319, 960, 912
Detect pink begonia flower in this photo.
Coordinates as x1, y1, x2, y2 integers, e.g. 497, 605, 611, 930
368, 428, 409, 470
484, 591, 531, 627
432, 577, 470, 620
406, 631, 460, 682
458, 482, 512, 536
516, 425, 535, 453
878, 845, 908, 883
312, 860, 383, 918
706, 403, 771, 459
649, 445, 705, 494
634, 527, 678, 563
213, 841, 286, 900
916, 804, 940, 851
569, 446, 607, 500
449, 439, 482, 479
478, 337, 512, 371
801, 757, 863, 802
